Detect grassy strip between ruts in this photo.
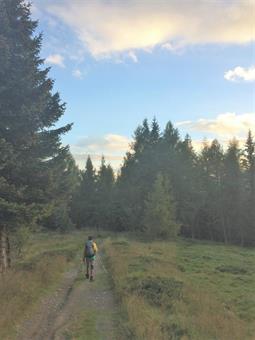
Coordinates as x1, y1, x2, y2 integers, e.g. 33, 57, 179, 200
103, 237, 255, 340
0, 232, 83, 339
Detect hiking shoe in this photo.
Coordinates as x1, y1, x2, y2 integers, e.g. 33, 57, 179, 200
85, 273, 89, 279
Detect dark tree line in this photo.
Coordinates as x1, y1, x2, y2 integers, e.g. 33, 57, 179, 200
75, 119, 255, 246
71, 156, 115, 230
0, 0, 78, 272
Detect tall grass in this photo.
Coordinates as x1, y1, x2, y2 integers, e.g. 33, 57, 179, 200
0, 232, 82, 339
104, 238, 254, 339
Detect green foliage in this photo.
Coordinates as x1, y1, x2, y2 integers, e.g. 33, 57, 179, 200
42, 152, 79, 231
143, 174, 179, 238
0, 0, 75, 268
95, 157, 115, 229
11, 225, 32, 258
71, 156, 115, 230
128, 276, 183, 308
72, 118, 254, 246
71, 156, 97, 228
242, 130, 255, 244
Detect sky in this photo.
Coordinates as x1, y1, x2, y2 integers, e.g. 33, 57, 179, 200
32, 0, 255, 169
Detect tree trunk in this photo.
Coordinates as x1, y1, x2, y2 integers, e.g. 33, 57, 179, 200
240, 229, 244, 247
222, 218, 228, 244
6, 233, 11, 268
0, 227, 11, 273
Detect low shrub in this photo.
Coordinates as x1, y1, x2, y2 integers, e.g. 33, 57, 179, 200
128, 276, 183, 309
161, 322, 188, 339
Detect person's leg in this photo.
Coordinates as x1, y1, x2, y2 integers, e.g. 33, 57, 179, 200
85, 258, 89, 279
90, 259, 94, 281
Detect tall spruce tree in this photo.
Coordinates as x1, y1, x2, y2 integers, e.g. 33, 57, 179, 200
0, 0, 71, 270
196, 140, 224, 241
71, 156, 97, 228
242, 130, 255, 244
150, 117, 160, 145
117, 118, 162, 231
95, 157, 115, 229
132, 119, 150, 155
143, 173, 179, 238
222, 140, 242, 244
176, 135, 202, 239
43, 152, 80, 231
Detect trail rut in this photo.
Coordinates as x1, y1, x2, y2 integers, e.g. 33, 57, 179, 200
17, 255, 118, 340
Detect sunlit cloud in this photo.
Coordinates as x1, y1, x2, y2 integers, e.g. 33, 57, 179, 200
42, 0, 254, 59
70, 134, 131, 169
176, 113, 255, 139
224, 65, 255, 82
191, 138, 243, 151
76, 134, 130, 152
45, 54, 65, 68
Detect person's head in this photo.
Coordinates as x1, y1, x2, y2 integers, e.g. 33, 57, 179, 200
88, 236, 93, 241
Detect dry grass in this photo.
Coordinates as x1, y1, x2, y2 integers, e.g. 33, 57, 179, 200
1, 232, 253, 339
0, 232, 82, 339
104, 237, 254, 339
178, 286, 247, 340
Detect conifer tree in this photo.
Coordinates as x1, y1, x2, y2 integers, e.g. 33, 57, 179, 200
243, 130, 255, 199
160, 121, 181, 188
176, 135, 202, 239
163, 121, 180, 149
222, 140, 242, 244
143, 174, 179, 238
150, 117, 160, 145
43, 152, 80, 231
71, 156, 96, 228
197, 140, 224, 241
133, 119, 150, 155
0, 0, 71, 269
95, 157, 115, 229
81, 156, 97, 197
242, 130, 255, 244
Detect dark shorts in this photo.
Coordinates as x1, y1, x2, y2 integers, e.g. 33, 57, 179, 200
85, 257, 95, 266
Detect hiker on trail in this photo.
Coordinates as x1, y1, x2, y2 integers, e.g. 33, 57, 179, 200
83, 236, 98, 281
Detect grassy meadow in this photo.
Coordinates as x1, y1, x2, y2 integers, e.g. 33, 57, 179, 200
1, 232, 255, 339
104, 237, 255, 339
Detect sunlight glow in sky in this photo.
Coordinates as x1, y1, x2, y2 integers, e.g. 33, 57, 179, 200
32, 0, 255, 169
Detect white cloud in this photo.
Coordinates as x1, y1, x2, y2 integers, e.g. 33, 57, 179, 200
224, 65, 255, 82
161, 41, 185, 54
45, 54, 65, 68
43, 0, 254, 59
76, 134, 130, 152
161, 42, 175, 52
189, 138, 247, 152
71, 134, 131, 169
176, 113, 255, 139
128, 51, 138, 63
72, 69, 83, 79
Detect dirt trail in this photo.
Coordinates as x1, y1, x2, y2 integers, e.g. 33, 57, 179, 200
17, 255, 119, 340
